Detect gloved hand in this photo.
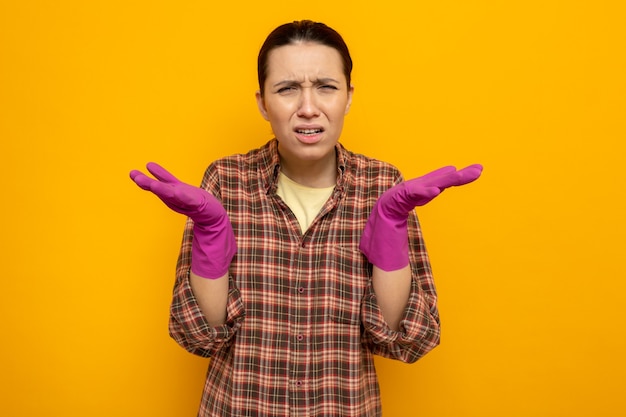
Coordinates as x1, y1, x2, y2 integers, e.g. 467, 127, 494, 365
129, 162, 237, 279
359, 164, 483, 271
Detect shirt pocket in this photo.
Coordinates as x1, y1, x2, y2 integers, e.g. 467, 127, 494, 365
324, 245, 370, 325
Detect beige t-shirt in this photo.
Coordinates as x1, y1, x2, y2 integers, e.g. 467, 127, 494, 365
276, 172, 335, 233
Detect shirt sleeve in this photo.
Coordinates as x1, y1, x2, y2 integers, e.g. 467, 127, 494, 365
361, 211, 441, 363
168, 260, 245, 357
167, 165, 246, 358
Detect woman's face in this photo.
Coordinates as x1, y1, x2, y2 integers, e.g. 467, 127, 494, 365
256, 42, 353, 168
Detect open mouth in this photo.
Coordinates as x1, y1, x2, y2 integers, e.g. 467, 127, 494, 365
296, 128, 324, 135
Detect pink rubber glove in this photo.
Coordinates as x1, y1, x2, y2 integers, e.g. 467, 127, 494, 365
129, 162, 236, 279
359, 164, 483, 271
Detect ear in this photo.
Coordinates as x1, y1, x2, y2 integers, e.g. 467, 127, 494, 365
344, 85, 354, 115
255, 91, 270, 121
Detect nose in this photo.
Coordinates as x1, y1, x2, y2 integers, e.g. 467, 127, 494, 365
296, 88, 320, 118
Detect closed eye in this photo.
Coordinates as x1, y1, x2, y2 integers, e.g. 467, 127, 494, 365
277, 86, 297, 94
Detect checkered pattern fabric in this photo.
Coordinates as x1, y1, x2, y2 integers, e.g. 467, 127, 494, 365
169, 139, 440, 416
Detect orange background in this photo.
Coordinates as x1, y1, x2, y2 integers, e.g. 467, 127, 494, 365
1, 1, 625, 416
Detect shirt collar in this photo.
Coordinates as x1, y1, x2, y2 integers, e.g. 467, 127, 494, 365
260, 139, 348, 195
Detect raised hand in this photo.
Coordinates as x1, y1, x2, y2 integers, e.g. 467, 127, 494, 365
130, 162, 227, 224
130, 162, 237, 279
359, 164, 483, 271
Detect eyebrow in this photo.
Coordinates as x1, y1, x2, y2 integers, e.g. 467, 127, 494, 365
272, 77, 341, 88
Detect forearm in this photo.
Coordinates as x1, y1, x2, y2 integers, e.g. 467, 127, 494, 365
371, 265, 412, 331
190, 271, 230, 327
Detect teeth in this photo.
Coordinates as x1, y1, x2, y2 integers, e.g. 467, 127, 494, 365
297, 129, 322, 134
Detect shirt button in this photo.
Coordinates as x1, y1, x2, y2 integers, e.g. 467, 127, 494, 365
298, 287, 305, 294
296, 380, 303, 387
297, 334, 304, 341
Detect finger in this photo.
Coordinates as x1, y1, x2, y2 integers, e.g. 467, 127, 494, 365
130, 168, 177, 200
455, 164, 483, 186
129, 170, 155, 191
423, 164, 483, 189
129, 169, 142, 181
146, 179, 176, 201
418, 166, 457, 183
146, 162, 180, 184
417, 166, 462, 189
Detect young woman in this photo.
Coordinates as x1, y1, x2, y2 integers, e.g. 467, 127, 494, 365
130, 20, 482, 417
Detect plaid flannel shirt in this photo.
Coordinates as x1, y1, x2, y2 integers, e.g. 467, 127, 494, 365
169, 139, 440, 416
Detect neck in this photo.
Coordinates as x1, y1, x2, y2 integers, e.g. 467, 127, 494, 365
279, 151, 338, 188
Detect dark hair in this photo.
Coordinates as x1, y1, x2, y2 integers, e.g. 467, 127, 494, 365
257, 20, 353, 96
